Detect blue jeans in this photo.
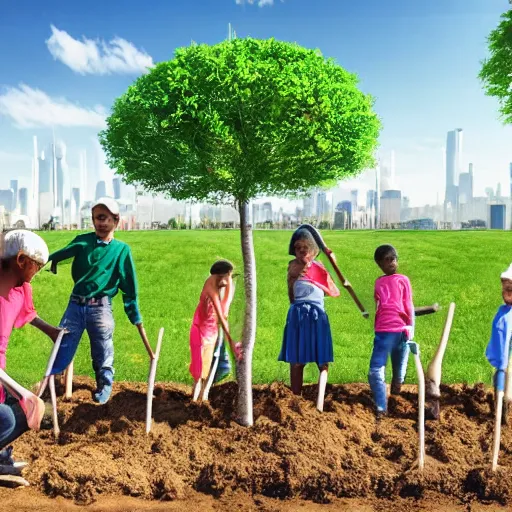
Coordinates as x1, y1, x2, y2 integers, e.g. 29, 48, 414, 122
52, 297, 115, 387
0, 390, 28, 450
368, 332, 410, 412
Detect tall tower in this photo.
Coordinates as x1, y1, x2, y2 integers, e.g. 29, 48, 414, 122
31, 135, 40, 228
445, 129, 463, 208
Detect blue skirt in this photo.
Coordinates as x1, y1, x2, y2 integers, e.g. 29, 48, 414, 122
278, 302, 334, 366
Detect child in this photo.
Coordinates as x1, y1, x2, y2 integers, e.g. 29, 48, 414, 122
0, 230, 62, 468
279, 228, 340, 395
485, 264, 512, 424
189, 260, 242, 400
47, 197, 153, 405
369, 244, 414, 418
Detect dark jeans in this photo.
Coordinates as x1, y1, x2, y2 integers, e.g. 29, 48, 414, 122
0, 390, 28, 450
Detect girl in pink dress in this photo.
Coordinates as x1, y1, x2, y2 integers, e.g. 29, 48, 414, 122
189, 260, 242, 399
369, 244, 414, 419
0, 230, 62, 469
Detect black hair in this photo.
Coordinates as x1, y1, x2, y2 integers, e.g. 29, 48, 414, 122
288, 228, 319, 257
210, 259, 234, 276
374, 244, 397, 263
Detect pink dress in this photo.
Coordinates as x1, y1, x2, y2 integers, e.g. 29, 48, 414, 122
189, 290, 219, 381
374, 274, 414, 333
0, 282, 38, 403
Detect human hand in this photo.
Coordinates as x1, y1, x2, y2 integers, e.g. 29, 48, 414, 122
234, 342, 243, 361
51, 327, 68, 343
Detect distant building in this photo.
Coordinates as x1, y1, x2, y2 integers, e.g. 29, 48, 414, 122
490, 204, 506, 230
316, 191, 328, 218
113, 177, 121, 200
95, 181, 107, 200
0, 189, 14, 212
18, 188, 28, 215
380, 190, 401, 227
458, 163, 473, 204
445, 128, 463, 208
10, 180, 18, 211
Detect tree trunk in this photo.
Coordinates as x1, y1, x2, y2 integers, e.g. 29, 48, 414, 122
237, 200, 256, 426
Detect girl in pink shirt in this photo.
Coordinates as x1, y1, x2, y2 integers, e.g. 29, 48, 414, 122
0, 230, 62, 468
369, 244, 414, 418
189, 260, 242, 400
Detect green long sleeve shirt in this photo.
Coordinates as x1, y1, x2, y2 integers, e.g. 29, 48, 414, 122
48, 232, 142, 325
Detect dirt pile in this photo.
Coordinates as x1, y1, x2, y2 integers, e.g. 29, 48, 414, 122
7, 378, 512, 507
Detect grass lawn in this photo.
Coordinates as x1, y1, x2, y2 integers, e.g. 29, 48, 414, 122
6, 229, 511, 389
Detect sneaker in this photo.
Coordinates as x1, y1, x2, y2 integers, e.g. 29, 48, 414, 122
93, 383, 113, 404
0, 447, 27, 471
376, 410, 387, 421
390, 381, 402, 395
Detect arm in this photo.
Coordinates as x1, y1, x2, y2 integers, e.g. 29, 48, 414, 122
47, 236, 79, 273
403, 277, 415, 339
208, 286, 239, 358
118, 247, 142, 325
220, 276, 234, 317
30, 317, 64, 343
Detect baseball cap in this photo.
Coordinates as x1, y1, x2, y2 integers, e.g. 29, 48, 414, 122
92, 197, 120, 216
501, 264, 512, 281
1, 230, 49, 266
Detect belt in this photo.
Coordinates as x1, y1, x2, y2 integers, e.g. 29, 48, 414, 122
70, 295, 110, 306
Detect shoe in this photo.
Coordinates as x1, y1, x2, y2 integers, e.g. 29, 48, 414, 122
376, 410, 387, 421
93, 383, 113, 404
0, 447, 27, 471
390, 381, 402, 395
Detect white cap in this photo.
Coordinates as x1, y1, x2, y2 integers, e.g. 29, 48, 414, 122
1, 230, 49, 266
501, 264, 512, 280
92, 197, 120, 216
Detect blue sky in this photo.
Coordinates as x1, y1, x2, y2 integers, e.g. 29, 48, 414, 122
0, 0, 511, 206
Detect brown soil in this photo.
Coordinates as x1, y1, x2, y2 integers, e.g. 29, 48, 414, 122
1, 378, 512, 511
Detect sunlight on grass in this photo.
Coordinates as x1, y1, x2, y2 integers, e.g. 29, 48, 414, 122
7, 230, 511, 390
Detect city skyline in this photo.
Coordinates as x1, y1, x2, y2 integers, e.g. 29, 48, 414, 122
1, 0, 512, 207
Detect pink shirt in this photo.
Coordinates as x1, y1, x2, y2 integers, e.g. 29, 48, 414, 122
0, 282, 37, 403
374, 274, 414, 333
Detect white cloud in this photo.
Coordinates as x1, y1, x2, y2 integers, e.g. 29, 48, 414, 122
46, 25, 154, 75
236, 0, 276, 7
0, 84, 107, 129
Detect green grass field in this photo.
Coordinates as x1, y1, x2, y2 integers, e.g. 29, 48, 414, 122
6, 229, 511, 389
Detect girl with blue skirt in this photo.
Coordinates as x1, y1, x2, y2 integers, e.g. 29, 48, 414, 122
279, 228, 340, 395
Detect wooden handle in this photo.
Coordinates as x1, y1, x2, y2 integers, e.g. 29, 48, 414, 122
326, 252, 368, 318
426, 302, 456, 388
146, 327, 164, 434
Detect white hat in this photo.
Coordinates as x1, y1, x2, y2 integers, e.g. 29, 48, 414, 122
501, 264, 512, 280
1, 230, 49, 266
92, 197, 120, 216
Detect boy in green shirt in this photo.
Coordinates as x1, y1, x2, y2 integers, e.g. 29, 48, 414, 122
48, 198, 153, 404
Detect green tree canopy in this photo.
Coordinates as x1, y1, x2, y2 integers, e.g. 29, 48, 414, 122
479, 9, 512, 123
100, 37, 380, 204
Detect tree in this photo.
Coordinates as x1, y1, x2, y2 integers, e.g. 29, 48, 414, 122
100, 37, 381, 426
479, 9, 512, 123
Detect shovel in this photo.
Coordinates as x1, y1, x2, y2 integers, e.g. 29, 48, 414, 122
407, 341, 425, 471
37, 330, 66, 437
146, 327, 164, 434
425, 302, 456, 420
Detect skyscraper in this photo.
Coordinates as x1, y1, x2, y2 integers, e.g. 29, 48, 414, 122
95, 181, 107, 200
458, 163, 473, 204
445, 129, 463, 207
10, 180, 18, 211
19, 188, 28, 216
113, 177, 121, 200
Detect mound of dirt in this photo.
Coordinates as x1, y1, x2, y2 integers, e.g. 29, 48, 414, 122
3, 378, 512, 509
